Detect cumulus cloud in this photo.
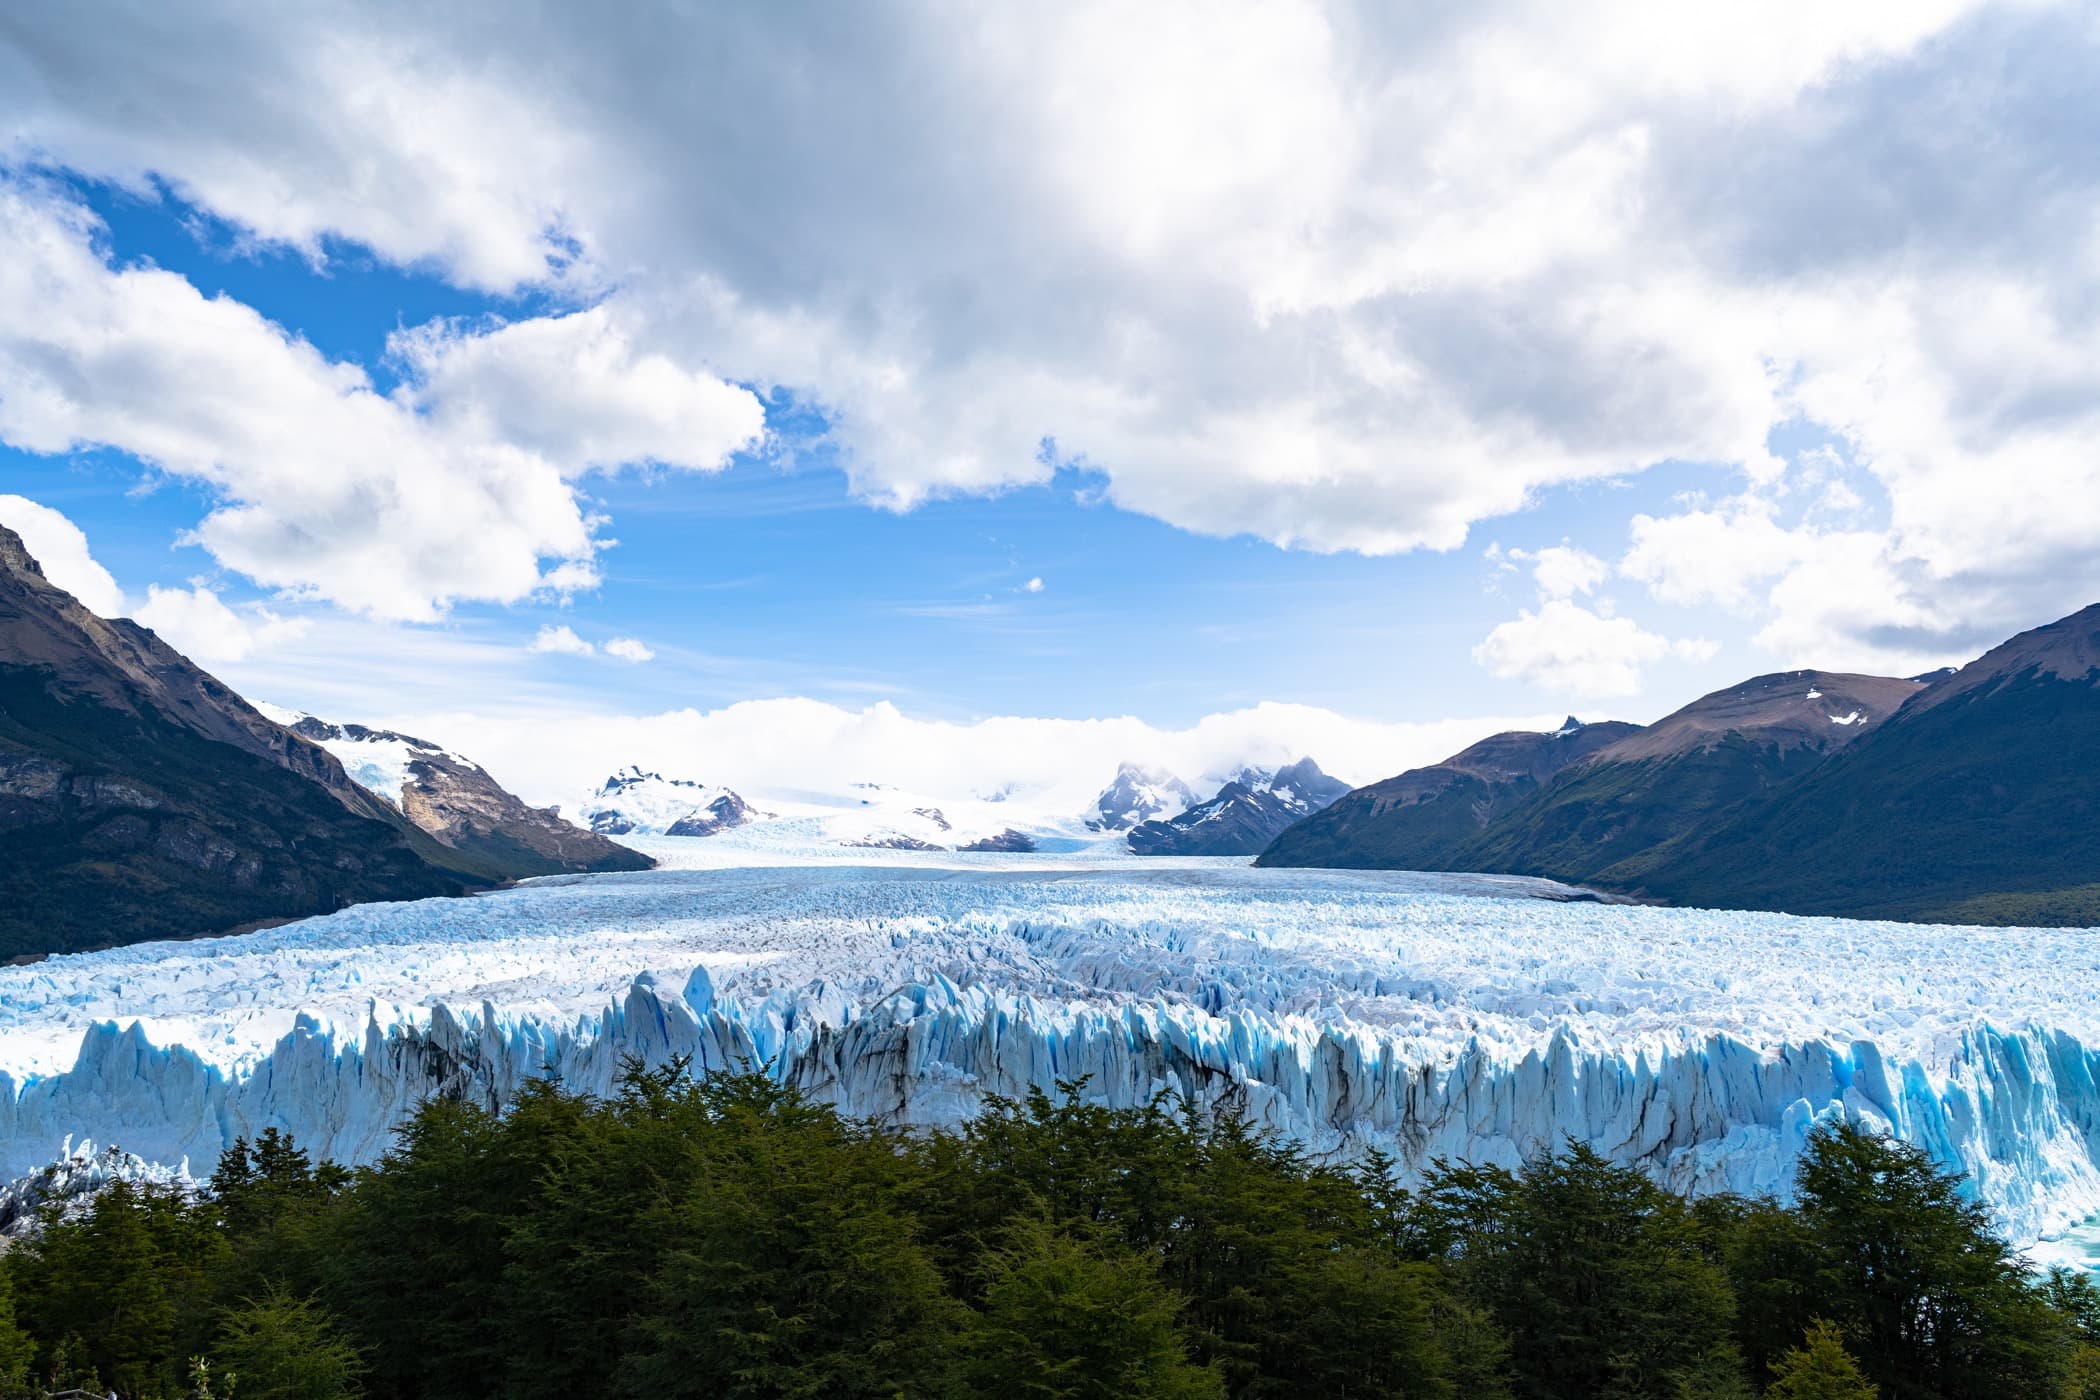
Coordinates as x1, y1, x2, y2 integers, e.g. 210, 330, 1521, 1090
603, 637, 655, 663
1023, 577, 1045, 594
3, 1, 2100, 667
0, 180, 763, 622
1474, 599, 1712, 698
529, 624, 595, 657
0, 493, 125, 616
134, 583, 310, 662
388, 697, 1575, 813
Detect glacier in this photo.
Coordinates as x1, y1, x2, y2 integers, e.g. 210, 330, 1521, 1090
4, 832, 2100, 1250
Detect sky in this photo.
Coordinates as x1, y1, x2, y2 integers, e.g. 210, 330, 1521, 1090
2, 2, 2099, 801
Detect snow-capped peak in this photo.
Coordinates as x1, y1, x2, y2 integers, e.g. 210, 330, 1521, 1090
581, 768, 761, 837
1087, 763, 1198, 832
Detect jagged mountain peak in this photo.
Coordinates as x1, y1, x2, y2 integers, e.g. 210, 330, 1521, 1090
0, 525, 45, 580
1087, 763, 1198, 832
581, 767, 763, 838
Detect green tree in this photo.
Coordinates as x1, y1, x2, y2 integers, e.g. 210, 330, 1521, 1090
1409, 1143, 1743, 1399
7, 1178, 225, 1396
964, 1219, 1221, 1400
214, 1286, 365, 1400
1765, 1321, 1876, 1400
0, 1265, 32, 1396
1790, 1122, 2068, 1397
614, 1073, 965, 1397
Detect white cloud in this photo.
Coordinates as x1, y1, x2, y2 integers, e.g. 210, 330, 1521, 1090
2, 0, 2099, 670
1474, 598, 1711, 698
529, 624, 595, 657
604, 636, 655, 663
1023, 577, 1045, 594
0, 0, 2020, 561
133, 582, 309, 663
1503, 543, 1608, 600
387, 697, 1576, 813
0, 493, 124, 616
0, 180, 763, 623
389, 307, 765, 478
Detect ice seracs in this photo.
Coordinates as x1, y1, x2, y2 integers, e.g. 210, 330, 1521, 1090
15, 837, 2099, 1249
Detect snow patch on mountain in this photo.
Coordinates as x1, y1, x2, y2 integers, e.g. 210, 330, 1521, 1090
258, 703, 480, 806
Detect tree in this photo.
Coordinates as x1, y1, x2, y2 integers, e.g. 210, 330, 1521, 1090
614, 1073, 965, 1397
1411, 1143, 1743, 1399
1790, 1122, 2068, 1397
963, 1219, 1221, 1400
214, 1287, 365, 1400
1765, 1321, 1876, 1400
0, 1266, 32, 1396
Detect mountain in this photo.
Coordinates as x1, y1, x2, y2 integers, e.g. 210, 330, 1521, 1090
1644, 606, 2100, 923
0, 525, 474, 958
1257, 718, 1640, 870
1453, 670, 1925, 887
1128, 758, 1351, 856
580, 767, 764, 838
281, 714, 651, 876
1261, 672, 1922, 890
1086, 763, 1199, 831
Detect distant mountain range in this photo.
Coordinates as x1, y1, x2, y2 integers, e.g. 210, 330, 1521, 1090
1262, 604, 2100, 924
0, 525, 647, 958
1086, 764, 1200, 832
581, 767, 765, 838
1128, 758, 1351, 856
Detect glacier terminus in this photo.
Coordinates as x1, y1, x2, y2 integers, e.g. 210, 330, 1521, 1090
5, 826, 2100, 1256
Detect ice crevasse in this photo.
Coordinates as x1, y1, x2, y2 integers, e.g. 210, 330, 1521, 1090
2, 858, 2099, 1248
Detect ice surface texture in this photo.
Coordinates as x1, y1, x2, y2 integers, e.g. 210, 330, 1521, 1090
4, 837, 2099, 1245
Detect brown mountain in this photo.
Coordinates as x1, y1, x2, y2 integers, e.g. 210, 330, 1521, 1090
1645, 605, 2100, 922
1261, 670, 1926, 896
3, 525, 483, 957
286, 715, 650, 877
1452, 671, 1925, 887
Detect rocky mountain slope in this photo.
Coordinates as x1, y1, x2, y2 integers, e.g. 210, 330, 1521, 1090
1457, 670, 1925, 886
1129, 758, 1350, 856
0, 525, 472, 958
1259, 718, 1639, 870
1263, 611, 2100, 923
285, 715, 650, 876
1645, 605, 2100, 923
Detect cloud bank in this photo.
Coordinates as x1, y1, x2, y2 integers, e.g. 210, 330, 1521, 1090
3, 1, 2098, 675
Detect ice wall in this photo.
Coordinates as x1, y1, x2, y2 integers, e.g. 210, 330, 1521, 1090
7, 964, 2100, 1245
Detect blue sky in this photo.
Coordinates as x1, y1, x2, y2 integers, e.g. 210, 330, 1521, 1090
3, 2, 2098, 788
2, 177, 1755, 728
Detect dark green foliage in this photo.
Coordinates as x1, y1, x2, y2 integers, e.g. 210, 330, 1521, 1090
4, 1073, 2097, 1399
1406, 1145, 1739, 1399
212, 1286, 367, 1400
1783, 1121, 2070, 1397
963, 1218, 1221, 1399
1762, 1321, 1876, 1400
